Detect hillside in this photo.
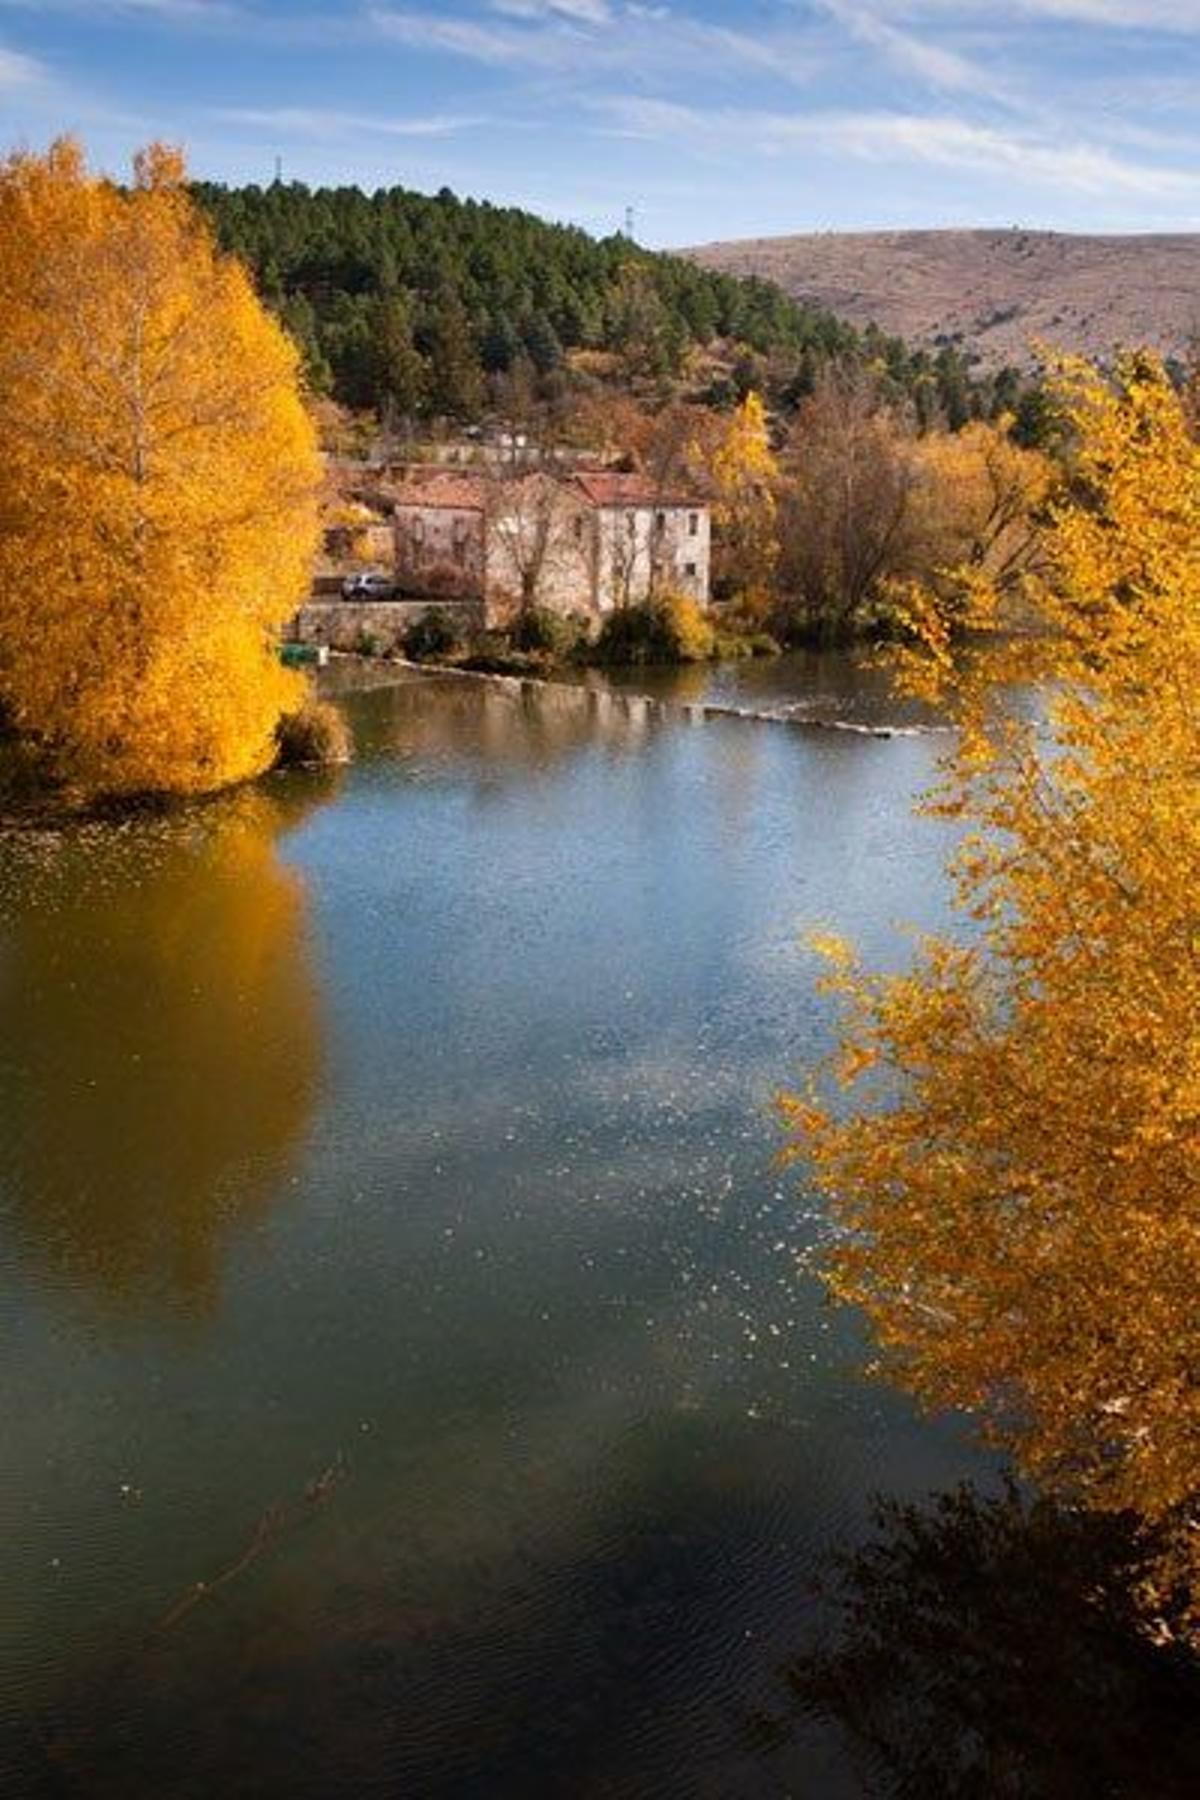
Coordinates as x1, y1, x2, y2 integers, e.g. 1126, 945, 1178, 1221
192, 182, 993, 424
685, 230, 1200, 371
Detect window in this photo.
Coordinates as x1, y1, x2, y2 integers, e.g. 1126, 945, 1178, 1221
688, 512, 699, 537
685, 561, 697, 579
655, 510, 666, 533
574, 515, 585, 540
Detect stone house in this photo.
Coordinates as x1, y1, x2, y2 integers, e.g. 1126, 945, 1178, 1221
391, 472, 489, 603
570, 472, 711, 614
391, 469, 711, 624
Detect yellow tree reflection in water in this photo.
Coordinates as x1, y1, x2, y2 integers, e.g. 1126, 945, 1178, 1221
0, 776, 335, 1316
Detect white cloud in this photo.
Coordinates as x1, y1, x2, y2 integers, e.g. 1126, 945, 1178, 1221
600, 95, 1200, 201
368, 8, 533, 64
819, 0, 995, 95
491, 0, 614, 22
0, 0, 239, 16
216, 106, 486, 139
0, 42, 42, 83
368, 4, 821, 85
845, 0, 1200, 29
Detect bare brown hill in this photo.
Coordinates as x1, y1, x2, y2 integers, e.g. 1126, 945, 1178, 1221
684, 229, 1200, 371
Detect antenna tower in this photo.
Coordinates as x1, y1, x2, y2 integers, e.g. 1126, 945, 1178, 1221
624, 204, 636, 242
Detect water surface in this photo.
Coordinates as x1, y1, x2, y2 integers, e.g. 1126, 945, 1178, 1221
3, 658, 1001, 1796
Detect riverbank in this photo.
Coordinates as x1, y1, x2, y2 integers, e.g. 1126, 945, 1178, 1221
0, 693, 351, 833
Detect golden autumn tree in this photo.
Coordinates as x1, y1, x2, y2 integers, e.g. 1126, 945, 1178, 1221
781, 353, 1200, 1632
708, 391, 778, 608
907, 416, 1053, 607
0, 139, 320, 797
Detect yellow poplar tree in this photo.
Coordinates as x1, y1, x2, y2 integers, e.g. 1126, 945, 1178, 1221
0, 139, 320, 797
907, 417, 1053, 605
709, 391, 779, 607
781, 353, 1200, 1631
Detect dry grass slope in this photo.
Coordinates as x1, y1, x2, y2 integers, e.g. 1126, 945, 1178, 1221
684, 229, 1200, 370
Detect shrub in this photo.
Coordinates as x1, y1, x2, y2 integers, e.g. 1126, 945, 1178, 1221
714, 627, 782, 659
402, 607, 463, 663
510, 607, 585, 661
593, 595, 716, 666
458, 631, 545, 676
714, 632, 754, 660
665, 594, 717, 662
275, 695, 352, 768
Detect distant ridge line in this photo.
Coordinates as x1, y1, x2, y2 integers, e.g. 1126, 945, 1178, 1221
683, 227, 1200, 370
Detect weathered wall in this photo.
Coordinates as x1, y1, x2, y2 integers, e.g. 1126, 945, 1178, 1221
394, 505, 485, 602
655, 506, 711, 603
484, 492, 597, 625
291, 600, 485, 653
593, 505, 711, 609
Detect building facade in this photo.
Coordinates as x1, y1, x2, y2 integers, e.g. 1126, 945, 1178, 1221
391, 469, 711, 625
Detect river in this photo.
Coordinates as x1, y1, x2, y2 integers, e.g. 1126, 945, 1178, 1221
1, 655, 1165, 1797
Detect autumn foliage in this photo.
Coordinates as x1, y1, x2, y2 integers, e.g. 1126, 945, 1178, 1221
776, 367, 1052, 638
0, 140, 320, 798
710, 391, 778, 609
782, 354, 1200, 1631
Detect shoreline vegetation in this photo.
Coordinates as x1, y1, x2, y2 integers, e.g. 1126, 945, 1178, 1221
782, 352, 1200, 1644
395, 595, 784, 681
0, 698, 350, 829
0, 140, 1062, 822
0, 140, 332, 816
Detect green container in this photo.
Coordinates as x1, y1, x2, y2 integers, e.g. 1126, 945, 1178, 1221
280, 642, 325, 669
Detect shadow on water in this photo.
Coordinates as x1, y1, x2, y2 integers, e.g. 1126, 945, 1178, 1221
0, 770, 338, 1317
5, 668, 1142, 1799
23, 1463, 1200, 1800
765, 1482, 1200, 1800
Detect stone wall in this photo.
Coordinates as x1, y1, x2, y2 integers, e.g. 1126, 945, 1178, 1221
290, 599, 485, 654
394, 504, 486, 603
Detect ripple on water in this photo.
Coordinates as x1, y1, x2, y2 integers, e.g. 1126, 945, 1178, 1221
2, 662, 979, 1798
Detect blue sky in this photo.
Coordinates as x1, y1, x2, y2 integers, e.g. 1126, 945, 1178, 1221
2, 1, 1199, 245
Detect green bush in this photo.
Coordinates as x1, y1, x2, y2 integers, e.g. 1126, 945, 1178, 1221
275, 695, 352, 768
458, 631, 545, 676
402, 607, 464, 663
593, 595, 716, 667
509, 607, 584, 660
714, 632, 754, 661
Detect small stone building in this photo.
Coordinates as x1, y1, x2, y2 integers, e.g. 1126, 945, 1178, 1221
570, 472, 711, 613
391, 469, 711, 625
392, 473, 488, 603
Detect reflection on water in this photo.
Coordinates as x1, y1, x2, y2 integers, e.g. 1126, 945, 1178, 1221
775, 1483, 1200, 1799
0, 776, 332, 1314
566, 646, 946, 731
346, 667, 673, 778
0, 663, 1158, 1797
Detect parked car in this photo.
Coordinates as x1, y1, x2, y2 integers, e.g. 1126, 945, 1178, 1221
341, 572, 396, 601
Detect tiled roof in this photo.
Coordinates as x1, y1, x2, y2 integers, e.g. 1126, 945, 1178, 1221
390, 472, 488, 511
387, 468, 708, 515
569, 471, 705, 510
